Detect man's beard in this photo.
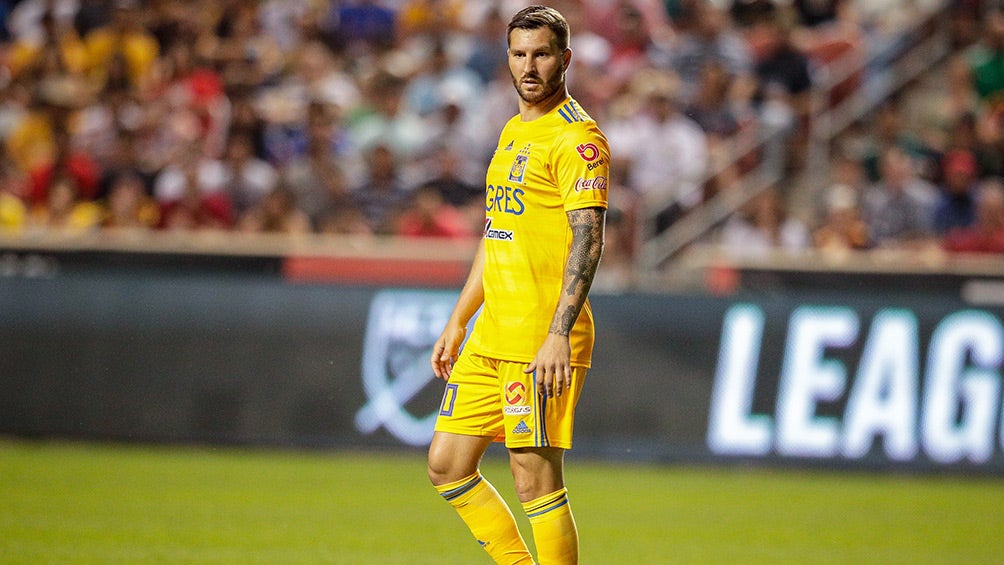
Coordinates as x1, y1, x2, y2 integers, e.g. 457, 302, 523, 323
512, 71, 564, 105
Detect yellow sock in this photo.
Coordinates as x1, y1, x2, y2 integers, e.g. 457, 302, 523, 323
522, 488, 578, 565
436, 472, 533, 564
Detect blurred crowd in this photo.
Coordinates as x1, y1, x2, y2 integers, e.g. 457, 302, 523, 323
0, 0, 1000, 267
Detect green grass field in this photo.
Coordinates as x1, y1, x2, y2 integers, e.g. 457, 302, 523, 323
1, 439, 1002, 564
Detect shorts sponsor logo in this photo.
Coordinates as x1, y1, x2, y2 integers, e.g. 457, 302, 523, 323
512, 420, 532, 435
574, 176, 608, 192
504, 405, 533, 416
484, 218, 514, 242
505, 381, 527, 405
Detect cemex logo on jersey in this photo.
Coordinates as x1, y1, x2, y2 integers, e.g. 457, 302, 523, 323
484, 218, 514, 241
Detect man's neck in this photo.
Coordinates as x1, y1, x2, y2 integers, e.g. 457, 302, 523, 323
519, 88, 569, 121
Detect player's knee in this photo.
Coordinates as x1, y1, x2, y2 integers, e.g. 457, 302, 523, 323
427, 451, 450, 486
427, 443, 464, 486
509, 448, 564, 502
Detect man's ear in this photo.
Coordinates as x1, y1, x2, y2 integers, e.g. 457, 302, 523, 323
562, 48, 572, 70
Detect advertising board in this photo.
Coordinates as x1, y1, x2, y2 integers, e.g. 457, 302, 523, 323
1, 270, 1001, 472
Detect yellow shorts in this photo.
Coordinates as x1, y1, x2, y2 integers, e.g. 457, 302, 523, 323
433, 350, 586, 449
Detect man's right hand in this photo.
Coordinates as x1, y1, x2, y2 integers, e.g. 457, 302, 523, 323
430, 324, 467, 380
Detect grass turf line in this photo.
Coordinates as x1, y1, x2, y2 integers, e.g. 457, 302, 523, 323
1, 439, 1002, 564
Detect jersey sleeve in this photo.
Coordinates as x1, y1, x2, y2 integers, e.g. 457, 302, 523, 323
553, 123, 610, 212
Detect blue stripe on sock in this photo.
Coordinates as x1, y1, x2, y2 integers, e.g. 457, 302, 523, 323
526, 495, 569, 518
440, 475, 482, 502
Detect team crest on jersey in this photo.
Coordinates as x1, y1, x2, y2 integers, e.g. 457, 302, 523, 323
508, 145, 531, 183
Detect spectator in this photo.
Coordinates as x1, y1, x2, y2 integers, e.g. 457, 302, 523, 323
26, 114, 102, 206
813, 183, 870, 250
666, 1, 752, 104
602, 0, 658, 87
394, 184, 472, 239
153, 142, 227, 206
396, 0, 466, 42
0, 164, 29, 233
974, 104, 1004, 178
221, 131, 279, 215
29, 172, 103, 233
155, 145, 233, 231
102, 171, 159, 231
967, 9, 1004, 104
316, 204, 374, 236
82, 0, 159, 91
685, 60, 742, 137
350, 143, 412, 235
812, 148, 868, 219
606, 68, 708, 229
158, 181, 233, 232
282, 106, 355, 224
943, 178, 1004, 254
464, 6, 508, 85
859, 100, 937, 183
413, 145, 481, 209
237, 185, 312, 234
348, 69, 427, 165
401, 38, 481, 118
933, 149, 980, 235
292, 41, 362, 112
861, 146, 938, 247
792, 0, 842, 29
730, 0, 775, 29
911, 55, 980, 141
322, 0, 397, 55
719, 186, 810, 255
7, 8, 88, 80
751, 10, 813, 120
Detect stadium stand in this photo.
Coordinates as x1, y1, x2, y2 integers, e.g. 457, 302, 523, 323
0, 0, 998, 291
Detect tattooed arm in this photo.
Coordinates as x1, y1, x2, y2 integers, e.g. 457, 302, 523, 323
525, 206, 606, 397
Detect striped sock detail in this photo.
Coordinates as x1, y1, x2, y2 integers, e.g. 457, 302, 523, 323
522, 488, 569, 518
437, 472, 482, 503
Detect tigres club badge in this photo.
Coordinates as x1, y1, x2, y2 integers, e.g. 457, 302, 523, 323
508, 145, 531, 183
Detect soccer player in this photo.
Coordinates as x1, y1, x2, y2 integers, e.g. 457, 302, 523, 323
427, 6, 609, 564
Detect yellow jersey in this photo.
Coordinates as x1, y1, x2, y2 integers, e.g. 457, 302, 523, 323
466, 97, 609, 367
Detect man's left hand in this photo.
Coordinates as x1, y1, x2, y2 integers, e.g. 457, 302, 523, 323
525, 333, 572, 397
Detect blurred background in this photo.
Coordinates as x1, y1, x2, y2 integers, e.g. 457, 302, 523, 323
1, 0, 1004, 473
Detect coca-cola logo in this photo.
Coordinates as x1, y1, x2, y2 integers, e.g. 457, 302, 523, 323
573, 176, 608, 192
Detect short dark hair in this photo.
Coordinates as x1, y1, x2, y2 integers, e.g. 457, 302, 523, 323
507, 5, 570, 52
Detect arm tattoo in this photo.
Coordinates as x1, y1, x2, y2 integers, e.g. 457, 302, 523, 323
549, 207, 605, 336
